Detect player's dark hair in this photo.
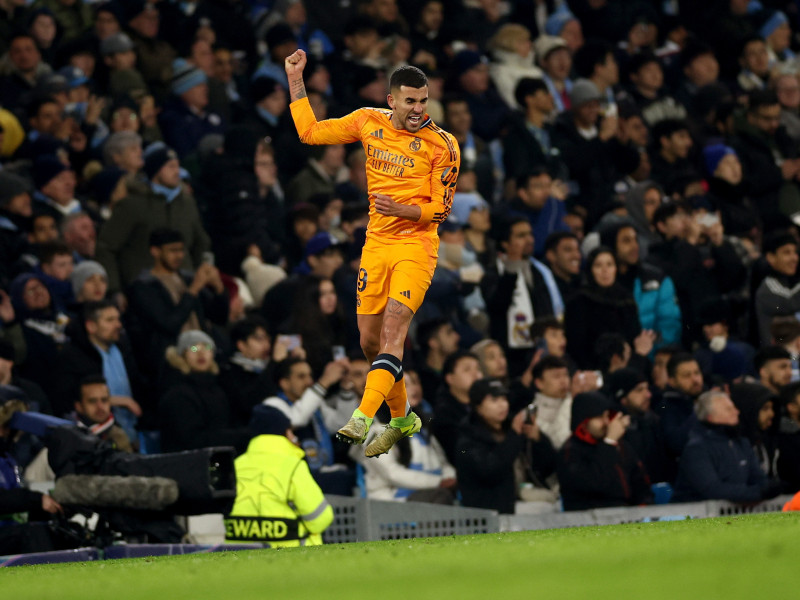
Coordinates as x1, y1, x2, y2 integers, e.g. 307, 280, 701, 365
532, 355, 568, 381
390, 65, 428, 90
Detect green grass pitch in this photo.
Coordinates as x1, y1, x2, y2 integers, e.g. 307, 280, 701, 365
4, 513, 797, 600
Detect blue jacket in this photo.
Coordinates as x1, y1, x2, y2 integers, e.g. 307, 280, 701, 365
158, 97, 226, 159
631, 264, 681, 347
672, 422, 766, 503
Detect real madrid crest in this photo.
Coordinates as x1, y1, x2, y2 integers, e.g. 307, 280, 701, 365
409, 137, 421, 151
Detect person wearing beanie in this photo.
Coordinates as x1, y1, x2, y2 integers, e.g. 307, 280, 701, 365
240, 75, 289, 141
557, 391, 652, 510
69, 260, 107, 303
0, 172, 32, 288
454, 377, 557, 513
544, 6, 583, 52
755, 233, 800, 347
225, 404, 334, 548
605, 367, 673, 484
759, 10, 794, 68
95, 142, 211, 293
157, 58, 224, 159
702, 142, 759, 238
672, 390, 782, 503
159, 328, 250, 454
31, 155, 81, 225
101, 32, 150, 99
123, 227, 227, 385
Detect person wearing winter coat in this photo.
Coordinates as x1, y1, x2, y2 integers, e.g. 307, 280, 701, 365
564, 246, 641, 369
455, 378, 557, 514
557, 391, 652, 511
755, 232, 800, 347
487, 24, 543, 110
158, 330, 250, 454
730, 382, 779, 479
672, 390, 782, 503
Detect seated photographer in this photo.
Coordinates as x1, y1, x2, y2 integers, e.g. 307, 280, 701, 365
158, 330, 251, 454
225, 405, 333, 548
558, 392, 653, 511
72, 375, 133, 453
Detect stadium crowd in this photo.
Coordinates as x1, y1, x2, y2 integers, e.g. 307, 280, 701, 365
3, 0, 800, 546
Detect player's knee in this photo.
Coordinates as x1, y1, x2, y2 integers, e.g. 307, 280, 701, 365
360, 333, 379, 358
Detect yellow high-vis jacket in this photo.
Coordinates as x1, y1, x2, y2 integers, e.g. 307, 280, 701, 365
225, 434, 333, 548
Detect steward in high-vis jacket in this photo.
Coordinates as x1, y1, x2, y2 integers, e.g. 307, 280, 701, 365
225, 405, 333, 548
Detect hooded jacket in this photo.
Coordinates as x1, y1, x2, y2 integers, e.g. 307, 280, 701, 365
730, 382, 779, 477
558, 392, 652, 510
623, 181, 664, 259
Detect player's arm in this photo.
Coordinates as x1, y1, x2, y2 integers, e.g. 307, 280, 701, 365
417, 137, 461, 226
285, 49, 362, 145
374, 136, 461, 224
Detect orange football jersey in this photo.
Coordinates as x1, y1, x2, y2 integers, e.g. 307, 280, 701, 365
290, 97, 461, 243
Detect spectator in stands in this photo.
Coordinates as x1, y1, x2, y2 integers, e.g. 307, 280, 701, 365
416, 318, 461, 402
647, 119, 696, 194
482, 216, 556, 376
534, 35, 572, 113
499, 168, 569, 258
260, 232, 343, 336
605, 367, 672, 484
123, 1, 175, 101
600, 220, 682, 347
125, 228, 228, 384
736, 35, 771, 93
755, 232, 800, 347
572, 39, 619, 107
100, 32, 149, 99
96, 143, 210, 293
558, 391, 652, 511
487, 23, 542, 111
693, 298, 755, 382
702, 144, 759, 239
0, 339, 50, 415
656, 352, 704, 459
502, 78, 563, 197
442, 95, 495, 203
674, 41, 721, 119
731, 89, 800, 221
158, 58, 225, 160
730, 382, 779, 479
32, 155, 81, 225
159, 330, 249, 453
55, 299, 145, 426
225, 405, 333, 548
564, 246, 641, 369
456, 377, 556, 514
241, 76, 289, 142
623, 181, 664, 260
775, 72, 800, 144
431, 350, 482, 464
532, 355, 599, 450
69, 260, 107, 305
0, 172, 32, 287
286, 144, 347, 207
220, 316, 288, 428
755, 346, 793, 397
35, 241, 74, 309
551, 79, 625, 218
102, 131, 143, 174
593, 331, 652, 378
72, 374, 133, 452
450, 49, 508, 142
777, 383, 800, 491
672, 390, 781, 503
261, 356, 351, 495
0, 33, 50, 114
61, 212, 96, 262
543, 231, 581, 303
622, 51, 687, 127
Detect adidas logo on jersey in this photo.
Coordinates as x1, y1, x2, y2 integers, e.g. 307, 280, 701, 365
400, 290, 411, 299
370, 129, 384, 139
